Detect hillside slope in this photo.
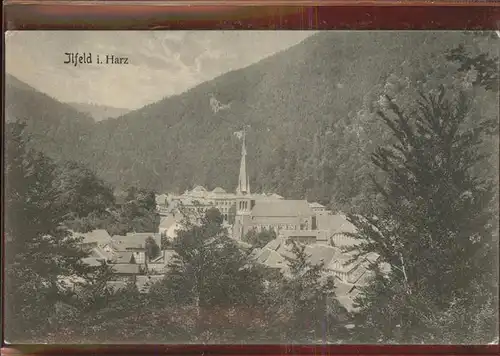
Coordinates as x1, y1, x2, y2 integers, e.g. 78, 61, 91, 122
6, 32, 497, 213
67, 102, 131, 122
5, 74, 95, 163
86, 32, 475, 192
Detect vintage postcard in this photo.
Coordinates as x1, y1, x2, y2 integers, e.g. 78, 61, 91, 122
4, 31, 499, 344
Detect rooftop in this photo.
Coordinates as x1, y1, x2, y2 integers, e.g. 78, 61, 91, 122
81, 257, 104, 267
251, 200, 314, 218
212, 187, 227, 194
192, 185, 207, 193
309, 202, 326, 208
110, 263, 141, 275
150, 249, 178, 265
317, 214, 357, 235
74, 229, 112, 246
89, 246, 114, 260
112, 233, 161, 251
114, 251, 135, 264
159, 214, 178, 230
304, 244, 338, 266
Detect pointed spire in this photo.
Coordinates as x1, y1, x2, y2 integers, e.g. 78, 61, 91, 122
236, 128, 250, 195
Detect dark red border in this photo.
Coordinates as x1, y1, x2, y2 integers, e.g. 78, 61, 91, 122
1, 344, 499, 355
2, 0, 499, 355
3, 2, 500, 30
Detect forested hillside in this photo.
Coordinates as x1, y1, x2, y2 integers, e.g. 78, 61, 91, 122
5, 32, 498, 214
67, 102, 131, 122
5, 74, 95, 163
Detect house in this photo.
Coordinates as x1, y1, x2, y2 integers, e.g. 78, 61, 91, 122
114, 251, 136, 264
253, 238, 385, 311
148, 249, 177, 274
111, 232, 162, 265
73, 229, 116, 262
81, 257, 104, 267
109, 263, 141, 282
159, 214, 177, 235
76, 229, 112, 249
309, 202, 327, 214
233, 199, 317, 240
279, 229, 330, 245
159, 214, 184, 242
253, 247, 289, 276
316, 213, 359, 247
73, 229, 115, 257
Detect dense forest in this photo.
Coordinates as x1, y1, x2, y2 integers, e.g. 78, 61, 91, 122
6, 32, 498, 216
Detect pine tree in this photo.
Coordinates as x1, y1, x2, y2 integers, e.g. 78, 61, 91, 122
267, 241, 346, 343
346, 87, 498, 343
4, 121, 95, 342
150, 208, 268, 342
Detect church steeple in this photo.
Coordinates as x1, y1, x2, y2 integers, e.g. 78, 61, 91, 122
236, 128, 250, 195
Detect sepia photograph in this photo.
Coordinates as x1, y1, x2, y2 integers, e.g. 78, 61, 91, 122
3, 30, 499, 345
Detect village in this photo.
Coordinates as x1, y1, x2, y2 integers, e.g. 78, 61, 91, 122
72, 132, 389, 312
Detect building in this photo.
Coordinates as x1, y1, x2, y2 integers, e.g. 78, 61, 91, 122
111, 232, 162, 266
169, 185, 238, 221
160, 129, 283, 226
252, 238, 387, 311
72, 229, 116, 262
232, 199, 317, 240
316, 213, 359, 248
309, 202, 328, 214
109, 264, 141, 282
148, 249, 177, 274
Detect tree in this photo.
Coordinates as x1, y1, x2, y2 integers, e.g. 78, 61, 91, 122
446, 42, 498, 93
150, 208, 269, 342
266, 241, 347, 343
227, 204, 236, 225
116, 187, 160, 234
346, 88, 498, 343
243, 227, 276, 248
53, 161, 115, 220
145, 236, 161, 261
4, 121, 96, 342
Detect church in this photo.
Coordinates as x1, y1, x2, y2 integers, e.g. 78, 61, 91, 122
157, 130, 321, 241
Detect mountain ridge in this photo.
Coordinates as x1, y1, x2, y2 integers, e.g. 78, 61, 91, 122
6, 32, 495, 212
67, 102, 131, 122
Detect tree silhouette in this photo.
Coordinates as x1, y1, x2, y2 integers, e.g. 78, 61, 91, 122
346, 88, 498, 343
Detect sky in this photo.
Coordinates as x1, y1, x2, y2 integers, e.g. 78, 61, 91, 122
5, 31, 314, 109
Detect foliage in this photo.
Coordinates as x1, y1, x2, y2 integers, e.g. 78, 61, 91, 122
263, 241, 348, 343
113, 188, 160, 235
7, 33, 492, 216
145, 236, 161, 261
149, 208, 270, 342
227, 204, 236, 225
53, 161, 116, 219
4, 122, 98, 342
446, 43, 498, 92
243, 227, 276, 248
346, 87, 498, 343
4, 32, 498, 344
